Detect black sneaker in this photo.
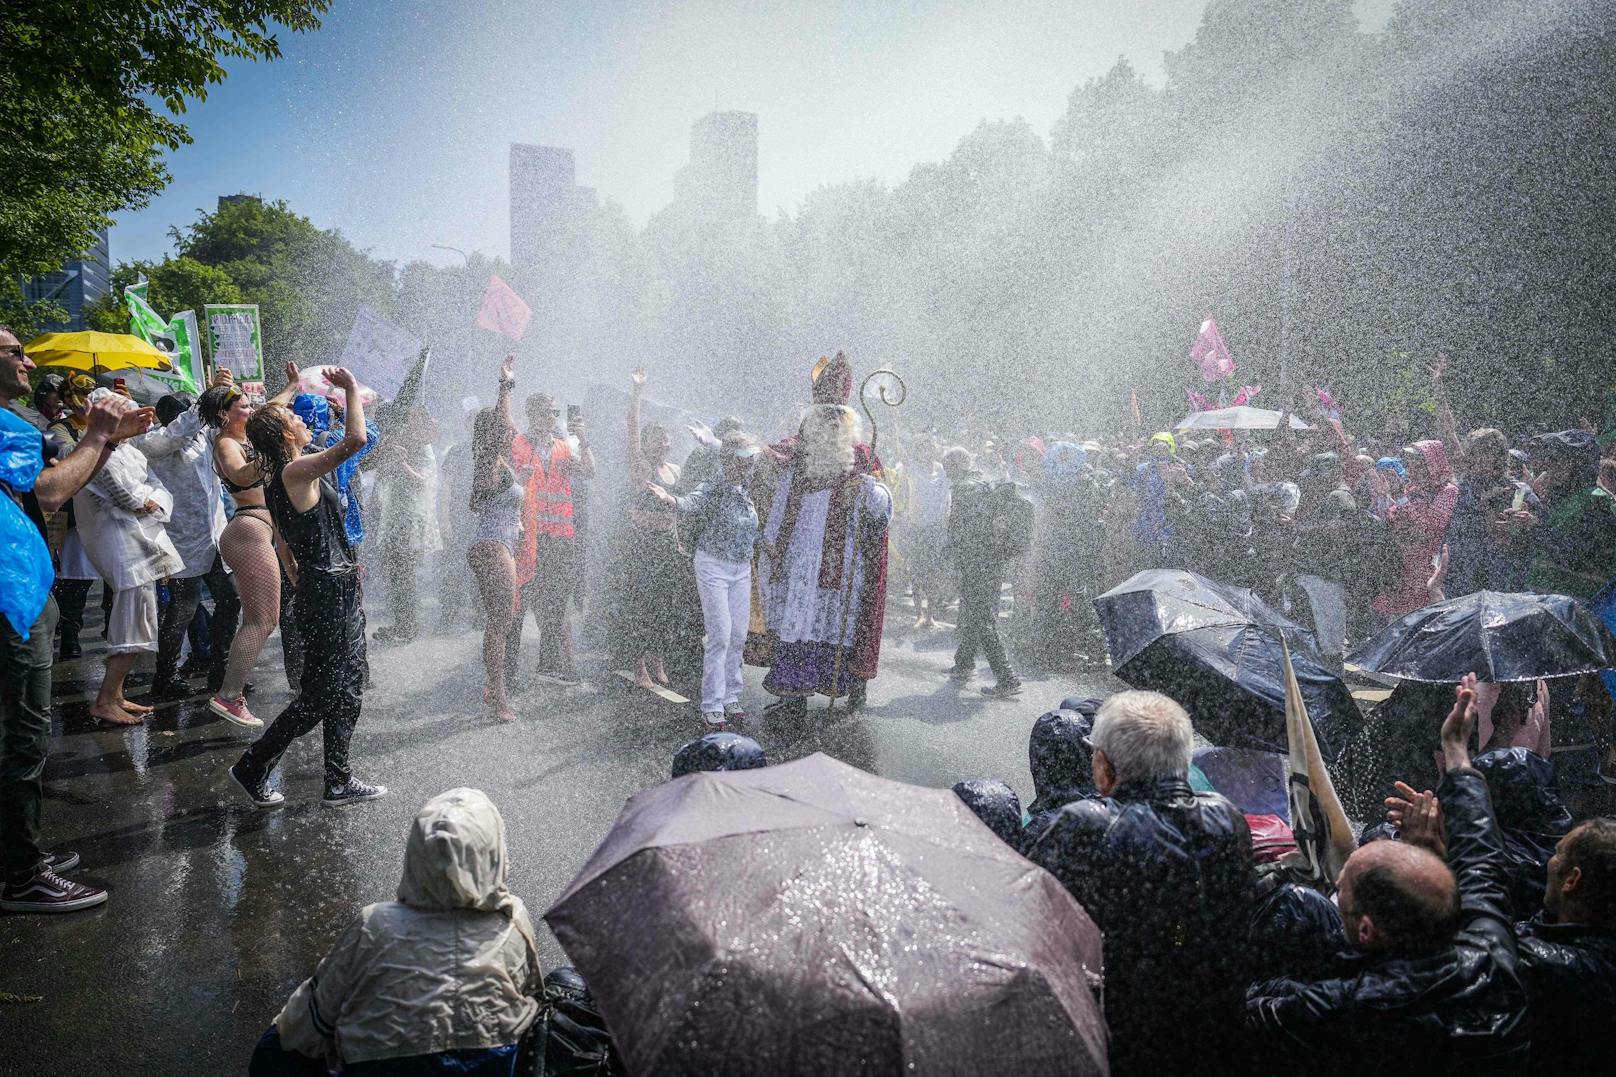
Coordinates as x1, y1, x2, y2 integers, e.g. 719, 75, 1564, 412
228, 760, 285, 809
323, 777, 388, 808
983, 678, 1024, 698
149, 678, 194, 702
1, 869, 108, 913
43, 850, 80, 873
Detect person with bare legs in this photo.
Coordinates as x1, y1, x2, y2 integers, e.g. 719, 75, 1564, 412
468, 357, 523, 723
201, 364, 301, 728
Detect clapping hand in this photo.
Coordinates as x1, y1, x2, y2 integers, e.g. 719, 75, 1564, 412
1440, 672, 1480, 771
324, 367, 358, 392
1386, 781, 1446, 858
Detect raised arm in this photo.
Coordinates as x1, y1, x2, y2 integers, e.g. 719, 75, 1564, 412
1427, 356, 1465, 469
282, 369, 369, 487
214, 436, 265, 491
33, 399, 153, 514
267, 361, 303, 408
129, 402, 204, 459
496, 354, 516, 436
626, 366, 647, 484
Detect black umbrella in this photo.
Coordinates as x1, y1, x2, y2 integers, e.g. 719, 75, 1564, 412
545, 753, 1108, 1077
1348, 590, 1616, 683
1094, 569, 1360, 759
93, 368, 176, 406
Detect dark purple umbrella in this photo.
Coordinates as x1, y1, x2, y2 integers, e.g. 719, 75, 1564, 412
545, 753, 1108, 1077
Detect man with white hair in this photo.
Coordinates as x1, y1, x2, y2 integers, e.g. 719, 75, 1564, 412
755, 353, 892, 721
1029, 690, 1254, 1075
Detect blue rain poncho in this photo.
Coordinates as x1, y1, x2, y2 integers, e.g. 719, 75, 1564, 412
0, 407, 54, 637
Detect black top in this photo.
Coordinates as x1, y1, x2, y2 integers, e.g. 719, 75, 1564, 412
266, 464, 354, 577
218, 441, 266, 494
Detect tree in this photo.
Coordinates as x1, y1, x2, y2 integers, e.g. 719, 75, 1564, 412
0, 1, 327, 284
87, 258, 244, 333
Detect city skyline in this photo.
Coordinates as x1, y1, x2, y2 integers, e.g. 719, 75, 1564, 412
108, 0, 1399, 271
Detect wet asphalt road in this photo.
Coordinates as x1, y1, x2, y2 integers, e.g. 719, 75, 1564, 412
0, 601, 1121, 1074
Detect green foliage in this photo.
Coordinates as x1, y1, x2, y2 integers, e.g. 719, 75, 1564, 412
0, 281, 69, 340
0, 1, 327, 281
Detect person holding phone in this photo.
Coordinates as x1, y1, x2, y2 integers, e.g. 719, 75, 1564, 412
232, 368, 383, 808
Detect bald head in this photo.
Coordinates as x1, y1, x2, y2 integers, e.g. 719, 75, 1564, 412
1338, 841, 1459, 955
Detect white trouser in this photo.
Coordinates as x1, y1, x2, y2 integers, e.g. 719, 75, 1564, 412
694, 550, 751, 713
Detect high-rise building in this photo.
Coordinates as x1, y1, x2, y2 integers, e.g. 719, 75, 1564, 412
510, 144, 578, 266
23, 228, 110, 333
673, 111, 758, 223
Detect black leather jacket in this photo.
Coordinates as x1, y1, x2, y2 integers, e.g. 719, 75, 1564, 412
1029, 775, 1254, 1074
1246, 768, 1528, 1074
1516, 915, 1616, 1075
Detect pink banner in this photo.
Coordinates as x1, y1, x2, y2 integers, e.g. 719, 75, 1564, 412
1189, 317, 1236, 383
476, 274, 533, 341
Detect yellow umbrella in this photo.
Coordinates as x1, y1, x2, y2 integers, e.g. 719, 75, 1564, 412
24, 331, 173, 373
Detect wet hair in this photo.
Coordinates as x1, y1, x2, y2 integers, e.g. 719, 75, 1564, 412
670, 732, 767, 778
1563, 817, 1616, 926
642, 422, 670, 454
155, 393, 192, 427
1464, 428, 1509, 478
940, 446, 972, 473
469, 407, 514, 509
712, 416, 744, 438
1351, 853, 1460, 952
245, 403, 298, 476
543, 966, 591, 1003
1090, 690, 1192, 782
197, 384, 242, 428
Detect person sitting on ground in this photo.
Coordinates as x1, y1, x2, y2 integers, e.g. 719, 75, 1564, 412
1515, 816, 1616, 1076
1247, 674, 1528, 1073
1022, 702, 1099, 843
951, 779, 1026, 851
250, 788, 541, 1076
670, 732, 767, 779
1029, 690, 1254, 1075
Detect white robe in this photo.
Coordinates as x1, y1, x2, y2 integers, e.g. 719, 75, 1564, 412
71, 443, 184, 592
759, 471, 892, 646
129, 407, 227, 578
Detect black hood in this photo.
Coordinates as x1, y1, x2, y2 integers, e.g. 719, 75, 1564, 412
952, 778, 1025, 849
1028, 705, 1099, 816
671, 732, 768, 778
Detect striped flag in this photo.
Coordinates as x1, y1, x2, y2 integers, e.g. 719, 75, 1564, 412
1279, 638, 1355, 891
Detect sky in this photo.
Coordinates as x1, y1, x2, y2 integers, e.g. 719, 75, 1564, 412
111, 0, 1401, 270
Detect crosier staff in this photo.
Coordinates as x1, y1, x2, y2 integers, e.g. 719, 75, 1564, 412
826, 369, 906, 719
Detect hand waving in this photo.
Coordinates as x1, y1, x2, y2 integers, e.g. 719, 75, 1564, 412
1386, 781, 1446, 859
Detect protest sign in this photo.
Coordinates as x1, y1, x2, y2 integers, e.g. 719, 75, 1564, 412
335, 306, 420, 400
204, 304, 264, 380
124, 282, 202, 393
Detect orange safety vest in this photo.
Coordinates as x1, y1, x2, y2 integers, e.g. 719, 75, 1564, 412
515, 434, 574, 585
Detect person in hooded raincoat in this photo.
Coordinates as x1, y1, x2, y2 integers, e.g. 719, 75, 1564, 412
1372, 439, 1459, 621
251, 788, 542, 1076
1022, 703, 1099, 844
951, 778, 1026, 851
1522, 430, 1616, 599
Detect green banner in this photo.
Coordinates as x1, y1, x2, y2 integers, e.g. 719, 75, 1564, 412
124, 281, 202, 393
204, 303, 264, 381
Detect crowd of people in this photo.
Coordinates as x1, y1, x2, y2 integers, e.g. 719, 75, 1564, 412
5, 322, 1616, 1073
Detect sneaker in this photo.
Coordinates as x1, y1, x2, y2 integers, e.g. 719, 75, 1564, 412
324, 777, 388, 808
983, 678, 1024, 698
43, 850, 81, 873
723, 701, 747, 720
944, 664, 972, 682
58, 640, 82, 661
702, 711, 729, 727
229, 761, 285, 809
1, 869, 107, 913
209, 694, 263, 730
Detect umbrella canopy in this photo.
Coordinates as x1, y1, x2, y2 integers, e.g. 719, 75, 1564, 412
545, 753, 1108, 1077
25, 331, 173, 373
1095, 569, 1361, 758
1175, 406, 1311, 431
1348, 590, 1616, 683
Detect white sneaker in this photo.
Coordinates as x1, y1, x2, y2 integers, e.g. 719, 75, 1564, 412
723, 701, 747, 720
702, 711, 728, 727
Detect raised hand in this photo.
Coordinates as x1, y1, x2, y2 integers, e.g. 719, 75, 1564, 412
630, 367, 647, 389
500, 354, 515, 382
285, 360, 301, 386
324, 367, 358, 392
1427, 353, 1450, 384
1385, 781, 1446, 858
210, 367, 234, 388
1439, 672, 1480, 771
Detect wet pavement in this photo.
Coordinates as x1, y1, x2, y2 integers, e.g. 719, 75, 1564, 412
0, 601, 1120, 1073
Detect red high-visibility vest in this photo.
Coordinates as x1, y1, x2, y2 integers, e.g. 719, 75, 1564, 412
515, 434, 574, 585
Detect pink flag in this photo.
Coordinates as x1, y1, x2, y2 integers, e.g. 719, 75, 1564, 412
476, 274, 532, 341
1231, 384, 1262, 406
1189, 316, 1236, 383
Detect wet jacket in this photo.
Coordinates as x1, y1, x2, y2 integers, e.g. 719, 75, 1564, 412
1246, 768, 1528, 1074
275, 789, 542, 1070
951, 778, 1026, 851
1029, 775, 1254, 1074
1515, 916, 1616, 1075
1247, 868, 1346, 984
1474, 748, 1573, 922
1022, 707, 1097, 843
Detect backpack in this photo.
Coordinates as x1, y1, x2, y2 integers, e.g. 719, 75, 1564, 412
955, 479, 1036, 564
